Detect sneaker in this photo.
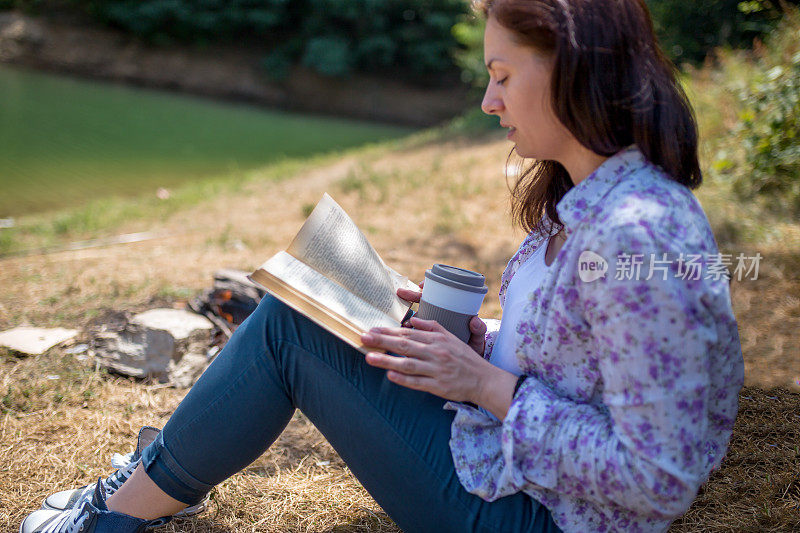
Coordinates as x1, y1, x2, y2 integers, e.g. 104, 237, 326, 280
42, 426, 207, 518
21, 480, 170, 533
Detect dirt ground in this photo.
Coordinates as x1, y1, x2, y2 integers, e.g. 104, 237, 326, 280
1, 134, 799, 531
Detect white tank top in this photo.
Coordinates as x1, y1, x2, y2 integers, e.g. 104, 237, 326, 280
490, 237, 551, 376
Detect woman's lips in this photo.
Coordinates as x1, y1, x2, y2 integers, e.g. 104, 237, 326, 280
506, 127, 516, 139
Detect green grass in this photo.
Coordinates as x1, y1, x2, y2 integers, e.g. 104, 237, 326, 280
0, 96, 499, 258
0, 153, 321, 256
0, 64, 411, 217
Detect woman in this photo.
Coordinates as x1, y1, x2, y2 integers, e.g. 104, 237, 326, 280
21, 0, 743, 532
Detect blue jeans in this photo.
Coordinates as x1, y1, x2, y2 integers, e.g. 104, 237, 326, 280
140, 296, 560, 533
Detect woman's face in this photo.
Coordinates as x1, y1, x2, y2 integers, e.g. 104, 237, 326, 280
481, 17, 573, 160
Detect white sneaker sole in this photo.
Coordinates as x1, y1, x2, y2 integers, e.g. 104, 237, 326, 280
41, 496, 209, 517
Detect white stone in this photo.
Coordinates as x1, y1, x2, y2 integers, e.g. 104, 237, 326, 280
0, 326, 78, 355
92, 309, 213, 380
131, 309, 213, 339
168, 352, 211, 389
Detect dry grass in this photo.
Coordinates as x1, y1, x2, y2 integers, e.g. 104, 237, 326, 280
670, 388, 800, 532
2, 353, 797, 531
0, 351, 398, 532
1, 126, 799, 531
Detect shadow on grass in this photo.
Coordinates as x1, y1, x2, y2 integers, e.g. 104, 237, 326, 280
669, 386, 800, 532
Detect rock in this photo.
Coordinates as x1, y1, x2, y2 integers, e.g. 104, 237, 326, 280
65, 343, 88, 355
0, 326, 79, 355
0, 13, 45, 45
131, 308, 214, 340
92, 309, 213, 381
168, 352, 210, 389
0, 13, 44, 60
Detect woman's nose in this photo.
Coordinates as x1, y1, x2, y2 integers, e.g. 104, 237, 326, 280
481, 85, 503, 116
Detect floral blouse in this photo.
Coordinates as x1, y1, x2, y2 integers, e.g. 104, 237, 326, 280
444, 146, 744, 532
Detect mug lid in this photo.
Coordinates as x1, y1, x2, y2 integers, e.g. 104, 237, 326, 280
425, 264, 488, 294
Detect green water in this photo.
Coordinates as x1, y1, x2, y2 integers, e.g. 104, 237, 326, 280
0, 65, 411, 217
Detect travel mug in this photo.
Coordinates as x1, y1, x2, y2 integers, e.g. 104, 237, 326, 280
415, 264, 488, 343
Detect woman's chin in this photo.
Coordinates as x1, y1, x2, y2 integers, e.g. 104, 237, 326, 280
512, 145, 535, 159
513, 143, 555, 161
508, 139, 538, 159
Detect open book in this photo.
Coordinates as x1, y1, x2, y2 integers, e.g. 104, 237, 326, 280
249, 194, 416, 354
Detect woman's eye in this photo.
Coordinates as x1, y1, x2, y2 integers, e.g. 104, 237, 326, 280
497, 76, 508, 86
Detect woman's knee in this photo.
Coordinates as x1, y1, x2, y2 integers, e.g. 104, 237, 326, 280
245, 294, 359, 376
238, 294, 287, 331
240, 295, 306, 360
213, 295, 293, 369
254, 295, 296, 334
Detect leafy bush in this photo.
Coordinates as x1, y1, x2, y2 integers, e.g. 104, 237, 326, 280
451, 12, 486, 88
644, 0, 797, 63
717, 11, 800, 214
45, 0, 470, 81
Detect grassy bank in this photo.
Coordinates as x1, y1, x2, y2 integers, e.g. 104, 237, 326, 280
0, 63, 413, 219
1, 47, 799, 531
0, 108, 492, 259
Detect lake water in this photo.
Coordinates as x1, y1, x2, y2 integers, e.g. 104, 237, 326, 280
0, 65, 412, 217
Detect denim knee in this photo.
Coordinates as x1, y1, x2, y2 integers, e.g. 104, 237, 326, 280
257, 294, 294, 331
254, 295, 306, 354
220, 294, 288, 367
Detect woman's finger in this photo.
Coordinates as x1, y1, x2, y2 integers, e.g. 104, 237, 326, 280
362, 330, 432, 358
370, 326, 439, 344
469, 316, 487, 335
397, 286, 422, 303
365, 352, 437, 376
407, 316, 448, 334
385, 370, 438, 392
468, 316, 487, 354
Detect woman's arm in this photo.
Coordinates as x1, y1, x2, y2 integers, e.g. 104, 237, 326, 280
473, 363, 518, 419
476, 222, 740, 519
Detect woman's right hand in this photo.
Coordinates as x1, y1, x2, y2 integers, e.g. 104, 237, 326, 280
397, 280, 424, 307
396, 281, 487, 356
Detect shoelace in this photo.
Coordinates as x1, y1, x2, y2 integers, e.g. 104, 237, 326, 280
69, 453, 138, 506
105, 452, 138, 492
42, 501, 92, 533
110, 452, 134, 470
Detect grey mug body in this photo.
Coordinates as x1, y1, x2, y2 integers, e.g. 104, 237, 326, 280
415, 300, 474, 344
415, 264, 488, 344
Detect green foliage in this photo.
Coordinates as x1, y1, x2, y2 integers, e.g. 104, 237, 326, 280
717, 12, 800, 214
645, 0, 797, 63
302, 36, 353, 77
47, 0, 471, 80
451, 12, 486, 88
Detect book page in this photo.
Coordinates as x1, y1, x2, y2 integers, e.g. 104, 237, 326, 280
287, 193, 411, 322
262, 252, 399, 332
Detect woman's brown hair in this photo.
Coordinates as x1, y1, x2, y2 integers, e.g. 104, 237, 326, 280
476, 0, 702, 233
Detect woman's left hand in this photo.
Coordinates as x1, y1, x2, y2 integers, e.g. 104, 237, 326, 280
361, 316, 493, 403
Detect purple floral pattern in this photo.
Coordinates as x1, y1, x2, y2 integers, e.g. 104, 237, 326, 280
444, 146, 744, 532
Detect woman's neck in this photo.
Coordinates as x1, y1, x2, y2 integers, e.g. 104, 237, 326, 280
558, 142, 610, 186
